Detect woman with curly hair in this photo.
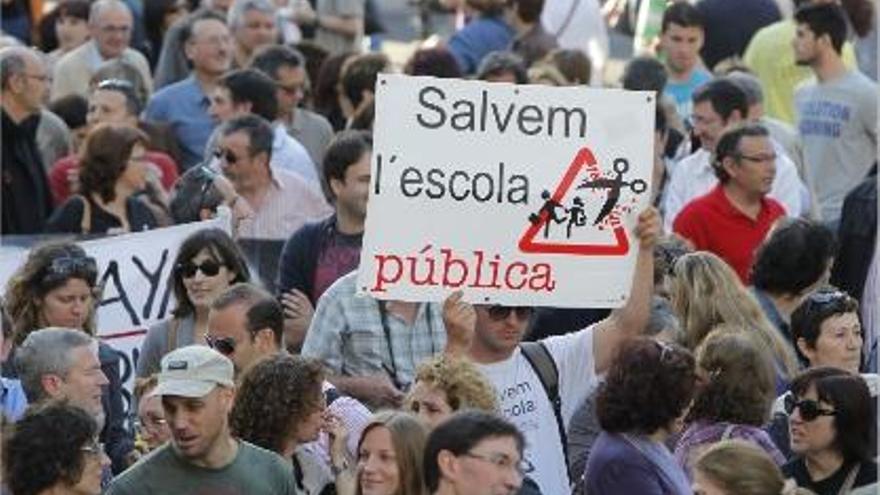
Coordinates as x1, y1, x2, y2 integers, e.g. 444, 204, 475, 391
3, 241, 132, 474
404, 355, 498, 430
693, 440, 811, 495
3, 401, 110, 495
584, 337, 696, 494
230, 354, 336, 495
667, 251, 800, 391
355, 410, 428, 495
675, 328, 785, 478
46, 123, 158, 235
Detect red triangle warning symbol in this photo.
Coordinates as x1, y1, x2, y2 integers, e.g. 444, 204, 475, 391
518, 147, 630, 256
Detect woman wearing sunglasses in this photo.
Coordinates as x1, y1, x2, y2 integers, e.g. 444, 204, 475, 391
3, 241, 131, 474
46, 123, 162, 235
3, 402, 111, 495
781, 367, 877, 494
137, 228, 250, 378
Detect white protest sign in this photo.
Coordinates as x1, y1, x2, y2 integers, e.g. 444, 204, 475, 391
0, 215, 230, 408
357, 75, 655, 307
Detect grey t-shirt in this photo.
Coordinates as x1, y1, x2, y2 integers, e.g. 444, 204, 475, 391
795, 70, 878, 222
315, 0, 365, 55
106, 441, 299, 495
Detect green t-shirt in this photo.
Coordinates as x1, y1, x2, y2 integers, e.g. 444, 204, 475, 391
106, 441, 299, 495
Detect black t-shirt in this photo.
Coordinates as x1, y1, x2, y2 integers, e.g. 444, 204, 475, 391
46, 195, 157, 235
782, 458, 878, 495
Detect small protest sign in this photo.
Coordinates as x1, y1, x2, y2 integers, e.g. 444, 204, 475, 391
357, 75, 655, 307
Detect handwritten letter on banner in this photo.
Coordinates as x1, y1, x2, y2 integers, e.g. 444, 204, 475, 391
357, 75, 655, 307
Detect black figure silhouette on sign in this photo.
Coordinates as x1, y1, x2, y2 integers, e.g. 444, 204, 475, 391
529, 190, 567, 238
576, 158, 648, 225
565, 197, 587, 239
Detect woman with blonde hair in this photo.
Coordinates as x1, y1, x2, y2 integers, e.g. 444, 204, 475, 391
667, 252, 800, 390
692, 440, 810, 495
404, 355, 498, 430
675, 328, 785, 477
355, 411, 428, 495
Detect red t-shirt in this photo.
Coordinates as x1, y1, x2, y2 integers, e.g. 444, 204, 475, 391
673, 184, 785, 283
49, 151, 179, 206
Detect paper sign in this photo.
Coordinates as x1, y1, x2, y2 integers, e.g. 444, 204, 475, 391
357, 75, 655, 307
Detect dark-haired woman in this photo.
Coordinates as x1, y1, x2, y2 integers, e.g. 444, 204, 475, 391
46, 123, 158, 235
3, 402, 110, 495
584, 337, 696, 495
781, 367, 877, 494
136, 228, 250, 378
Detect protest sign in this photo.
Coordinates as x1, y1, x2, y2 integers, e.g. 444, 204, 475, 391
357, 75, 655, 307
0, 215, 230, 410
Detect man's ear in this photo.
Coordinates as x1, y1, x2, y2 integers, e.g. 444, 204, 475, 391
255, 327, 278, 351
437, 450, 460, 481
41, 374, 64, 398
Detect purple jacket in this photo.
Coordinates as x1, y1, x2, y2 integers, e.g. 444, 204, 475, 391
674, 420, 786, 479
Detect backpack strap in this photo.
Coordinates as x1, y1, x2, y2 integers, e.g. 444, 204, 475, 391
520, 341, 569, 464
554, 0, 582, 39
76, 195, 92, 233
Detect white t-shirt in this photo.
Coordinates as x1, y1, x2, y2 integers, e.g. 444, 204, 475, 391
476, 326, 598, 495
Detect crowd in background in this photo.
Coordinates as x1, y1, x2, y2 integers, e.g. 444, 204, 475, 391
0, 0, 878, 493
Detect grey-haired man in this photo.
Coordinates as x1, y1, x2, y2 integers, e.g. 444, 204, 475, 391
107, 346, 298, 494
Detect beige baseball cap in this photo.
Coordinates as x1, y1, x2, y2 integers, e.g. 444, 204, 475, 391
152, 345, 234, 398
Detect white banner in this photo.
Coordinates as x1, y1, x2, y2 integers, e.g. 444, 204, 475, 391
357, 75, 655, 307
1, 215, 231, 408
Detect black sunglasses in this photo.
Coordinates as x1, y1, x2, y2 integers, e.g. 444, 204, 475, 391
176, 260, 223, 279
204, 334, 236, 355
41, 256, 98, 286
213, 148, 240, 165
486, 306, 533, 321
784, 394, 836, 421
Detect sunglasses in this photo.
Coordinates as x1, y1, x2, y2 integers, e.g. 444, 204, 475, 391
204, 334, 236, 355
176, 260, 223, 279
486, 306, 533, 321
213, 148, 240, 165
80, 439, 105, 457
808, 290, 848, 306
784, 394, 836, 421
41, 256, 99, 286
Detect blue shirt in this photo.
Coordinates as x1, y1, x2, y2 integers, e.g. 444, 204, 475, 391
1, 377, 28, 422
664, 68, 713, 121
144, 75, 215, 170
448, 15, 515, 75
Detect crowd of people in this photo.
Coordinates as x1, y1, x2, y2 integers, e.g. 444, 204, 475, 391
0, 0, 877, 494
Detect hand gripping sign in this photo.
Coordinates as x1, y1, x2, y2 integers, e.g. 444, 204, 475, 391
357, 75, 655, 307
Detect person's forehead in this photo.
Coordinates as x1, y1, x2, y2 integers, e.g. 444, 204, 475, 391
472, 436, 520, 457
693, 100, 720, 118
665, 23, 703, 36
92, 88, 127, 107
737, 135, 771, 151
242, 8, 274, 23
277, 64, 305, 80
94, 6, 132, 25
68, 344, 99, 367
209, 304, 249, 333
221, 131, 252, 149
193, 18, 229, 39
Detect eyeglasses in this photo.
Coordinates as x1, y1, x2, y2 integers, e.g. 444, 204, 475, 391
80, 440, 105, 457
486, 306, 533, 321
176, 259, 223, 278
784, 394, 836, 421
136, 414, 168, 433
462, 452, 534, 476
205, 333, 236, 355
214, 148, 241, 165
98, 24, 131, 34
42, 255, 99, 286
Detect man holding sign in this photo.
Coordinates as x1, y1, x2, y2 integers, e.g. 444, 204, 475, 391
357, 75, 660, 494
443, 208, 659, 495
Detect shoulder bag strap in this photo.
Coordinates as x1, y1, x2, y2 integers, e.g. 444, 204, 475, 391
76, 195, 92, 233
166, 318, 181, 356
554, 0, 583, 39
837, 463, 861, 495
520, 341, 569, 463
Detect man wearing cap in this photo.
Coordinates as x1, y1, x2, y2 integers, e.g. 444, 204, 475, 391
106, 346, 298, 494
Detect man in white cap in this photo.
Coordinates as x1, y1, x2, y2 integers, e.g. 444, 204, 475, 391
106, 346, 298, 494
